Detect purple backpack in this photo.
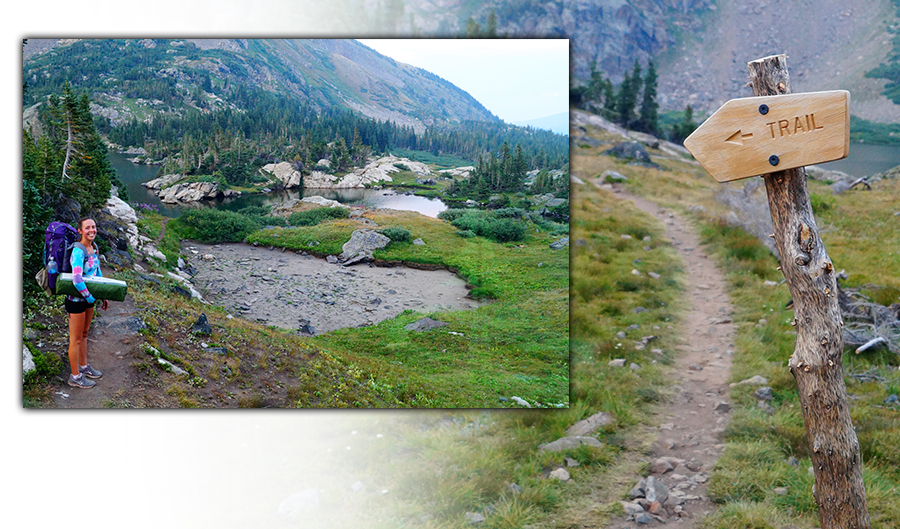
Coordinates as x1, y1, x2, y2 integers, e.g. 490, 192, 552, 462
43, 221, 79, 294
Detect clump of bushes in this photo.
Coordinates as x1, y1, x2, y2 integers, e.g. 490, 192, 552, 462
288, 207, 350, 226
494, 207, 527, 218
237, 205, 287, 227
381, 227, 412, 243
179, 208, 267, 243
442, 209, 527, 242
436, 208, 470, 222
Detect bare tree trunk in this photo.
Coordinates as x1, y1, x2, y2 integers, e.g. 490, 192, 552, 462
62, 113, 75, 180
748, 54, 870, 528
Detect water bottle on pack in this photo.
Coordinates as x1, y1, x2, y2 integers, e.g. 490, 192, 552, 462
47, 255, 58, 275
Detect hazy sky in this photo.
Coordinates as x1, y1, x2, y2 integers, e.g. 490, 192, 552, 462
357, 39, 569, 123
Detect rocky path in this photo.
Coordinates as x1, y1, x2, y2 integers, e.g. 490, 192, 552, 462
602, 182, 737, 527
50, 293, 156, 408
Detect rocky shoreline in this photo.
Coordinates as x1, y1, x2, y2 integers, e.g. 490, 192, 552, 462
141, 155, 439, 204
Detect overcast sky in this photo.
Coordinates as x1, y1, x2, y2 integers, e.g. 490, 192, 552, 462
357, 39, 569, 124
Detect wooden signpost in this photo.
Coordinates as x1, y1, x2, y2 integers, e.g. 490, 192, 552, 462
684, 90, 850, 182
686, 55, 870, 529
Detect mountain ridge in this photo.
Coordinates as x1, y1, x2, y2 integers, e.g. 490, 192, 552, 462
22, 38, 500, 134
326, 0, 900, 123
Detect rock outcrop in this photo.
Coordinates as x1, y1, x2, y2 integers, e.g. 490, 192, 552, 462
339, 229, 391, 266
605, 141, 654, 165
438, 166, 475, 178
302, 155, 431, 189
259, 162, 303, 188
301, 196, 349, 208
103, 196, 168, 264
157, 181, 221, 203
142, 173, 184, 190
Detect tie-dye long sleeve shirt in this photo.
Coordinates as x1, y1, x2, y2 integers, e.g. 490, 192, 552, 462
68, 244, 102, 304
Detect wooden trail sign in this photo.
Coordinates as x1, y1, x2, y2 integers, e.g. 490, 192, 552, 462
746, 55, 869, 529
683, 90, 850, 182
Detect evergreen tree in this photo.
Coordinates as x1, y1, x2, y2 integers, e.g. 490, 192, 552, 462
511, 143, 528, 191
670, 105, 697, 144
466, 18, 481, 37
616, 60, 643, 128
37, 82, 115, 211
637, 61, 659, 136
602, 80, 616, 120
586, 61, 606, 107
486, 10, 498, 37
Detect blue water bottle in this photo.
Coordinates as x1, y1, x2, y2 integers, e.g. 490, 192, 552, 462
47, 256, 58, 275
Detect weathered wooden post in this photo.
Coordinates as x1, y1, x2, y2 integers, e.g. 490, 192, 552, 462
684, 54, 870, 528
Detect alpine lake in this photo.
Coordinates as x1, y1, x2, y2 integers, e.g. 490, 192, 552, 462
108, 151, 449, 218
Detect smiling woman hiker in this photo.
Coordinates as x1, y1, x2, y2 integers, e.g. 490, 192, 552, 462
64, 217, 108, 389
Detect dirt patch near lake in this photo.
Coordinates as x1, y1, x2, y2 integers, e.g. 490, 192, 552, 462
183, 242, 483, 335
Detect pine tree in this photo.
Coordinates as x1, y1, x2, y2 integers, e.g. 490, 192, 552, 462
466, 18, 481, 37
637, 61, 659, 136
587, 60, 606, 107
511, 144, 528, 191
670, 105, 697, 144
486, 10, 498, 37
616, 60, 643, 129
602, 80, 616, 120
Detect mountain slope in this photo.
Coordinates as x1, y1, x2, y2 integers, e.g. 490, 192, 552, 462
304, 0, 900, 123
513, 112, 570, 135
653, 0, 900, 122
22, 38, 499, 133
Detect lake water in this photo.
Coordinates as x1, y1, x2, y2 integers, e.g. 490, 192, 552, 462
108, 151, 448, 218
817, 143, 900, 178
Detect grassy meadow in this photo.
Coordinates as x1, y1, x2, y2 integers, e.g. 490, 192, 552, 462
22, 175, 570, 408
252, 165, 693, 527
288, 126, 900, 527
573, 126, 900, 528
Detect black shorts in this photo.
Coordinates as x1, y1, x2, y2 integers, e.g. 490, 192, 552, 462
65, 298, 95, 314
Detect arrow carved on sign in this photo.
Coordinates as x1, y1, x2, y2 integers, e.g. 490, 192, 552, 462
724, 130, 753, 145
683, 90, 850, 182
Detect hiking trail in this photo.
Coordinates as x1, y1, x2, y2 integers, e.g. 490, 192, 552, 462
601, 180, 737, 527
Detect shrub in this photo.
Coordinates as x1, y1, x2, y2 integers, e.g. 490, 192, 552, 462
494, 207, 526, 218
382, 227, 412, 243
437, 208, 470, 222
450, 212, 526, 243
456, 230, 476, 238
179, 208, 263, 243
490, 218, 526, 242
237, 205, 272, 217
810, 193, 835, 212
450, 213, 491, 235
288, 207, 349, 226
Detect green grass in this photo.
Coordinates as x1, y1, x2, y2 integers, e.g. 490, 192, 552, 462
673, 169, 900, 527
247, 207, 569, 408
308, 171, 692, 527
562, 129, 900, 527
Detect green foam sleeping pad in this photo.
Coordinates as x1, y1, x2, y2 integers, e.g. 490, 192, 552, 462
56, 273, 128, 302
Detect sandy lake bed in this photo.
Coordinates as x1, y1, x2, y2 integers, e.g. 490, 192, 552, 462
182, 241, 483, 335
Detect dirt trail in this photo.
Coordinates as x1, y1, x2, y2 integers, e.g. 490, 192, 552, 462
50, 293, 156, 408
602, 182, 737, 527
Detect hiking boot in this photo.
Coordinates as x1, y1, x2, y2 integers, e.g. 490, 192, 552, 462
68, 373, 96, 389
80, 364, 103, 379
